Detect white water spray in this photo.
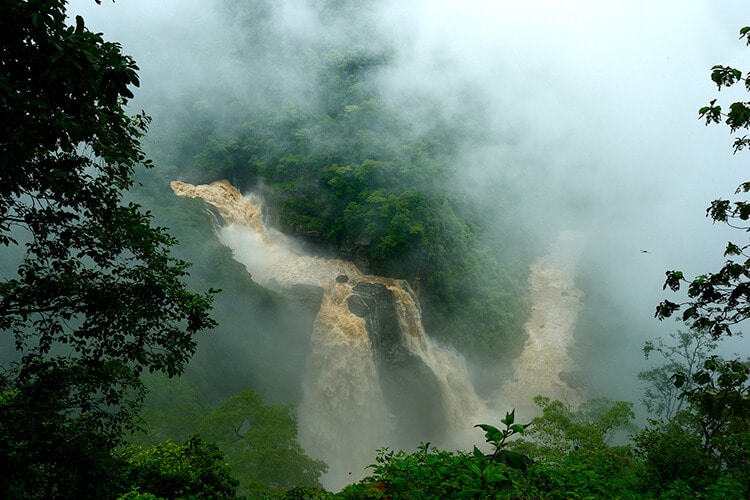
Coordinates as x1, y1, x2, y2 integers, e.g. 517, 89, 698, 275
172, 180, 487, 487
172, 181, 586, 489
172, 180, 585, 489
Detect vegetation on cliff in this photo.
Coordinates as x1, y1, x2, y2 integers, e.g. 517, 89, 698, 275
2, 0, 748, 498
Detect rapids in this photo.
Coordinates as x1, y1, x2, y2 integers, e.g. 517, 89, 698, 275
499, 231, 587, 416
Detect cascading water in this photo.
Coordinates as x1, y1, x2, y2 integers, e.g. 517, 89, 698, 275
171, 180, 586, 489
499, 231, 587, 416
171, 180, 486, 488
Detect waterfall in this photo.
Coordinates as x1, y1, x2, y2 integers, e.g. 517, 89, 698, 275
299, 278, 395, 487
172, 180, 589, 491
171, 180, 487, 489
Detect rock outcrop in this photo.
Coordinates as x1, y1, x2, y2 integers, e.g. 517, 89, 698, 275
348, 281, 446, 442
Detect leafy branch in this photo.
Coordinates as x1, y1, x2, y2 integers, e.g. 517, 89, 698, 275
657, 25, 750, 339
475, 409, 531, 471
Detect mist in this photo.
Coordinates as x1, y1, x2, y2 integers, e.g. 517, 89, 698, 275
71, 0, 748, 473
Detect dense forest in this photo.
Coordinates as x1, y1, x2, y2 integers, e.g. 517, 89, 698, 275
145, 22, 533, 362
1, 0, 749, 499
155, 47, 531, 360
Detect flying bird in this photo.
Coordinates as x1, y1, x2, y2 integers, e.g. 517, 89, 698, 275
640, 249, 651, 254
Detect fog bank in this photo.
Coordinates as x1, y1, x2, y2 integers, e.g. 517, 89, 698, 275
70, 0, 749, 412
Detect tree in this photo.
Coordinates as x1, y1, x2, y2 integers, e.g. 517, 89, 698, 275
634, 357, 750, 497
199, 391, 328, 495
650, 25, 750, 499
633, 420, 715, 495
675, 357, 750, 485
638, 328, 717, 420
656, 26, 750, 338
510, 396, 635, 462
0, 1, 216, 496
508, 396, 637, 498
119, 435, 239, 500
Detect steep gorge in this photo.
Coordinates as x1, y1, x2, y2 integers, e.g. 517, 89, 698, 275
171, 180, 585, 488
172, 180, 484, 486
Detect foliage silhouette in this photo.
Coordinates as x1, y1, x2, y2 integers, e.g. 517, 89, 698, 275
656, 26, 750, 339
0, 1, 216, 496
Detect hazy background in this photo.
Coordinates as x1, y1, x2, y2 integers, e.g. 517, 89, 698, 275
68, 0, 749, 412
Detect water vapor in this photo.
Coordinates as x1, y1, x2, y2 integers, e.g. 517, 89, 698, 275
71, 0, 749, 442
